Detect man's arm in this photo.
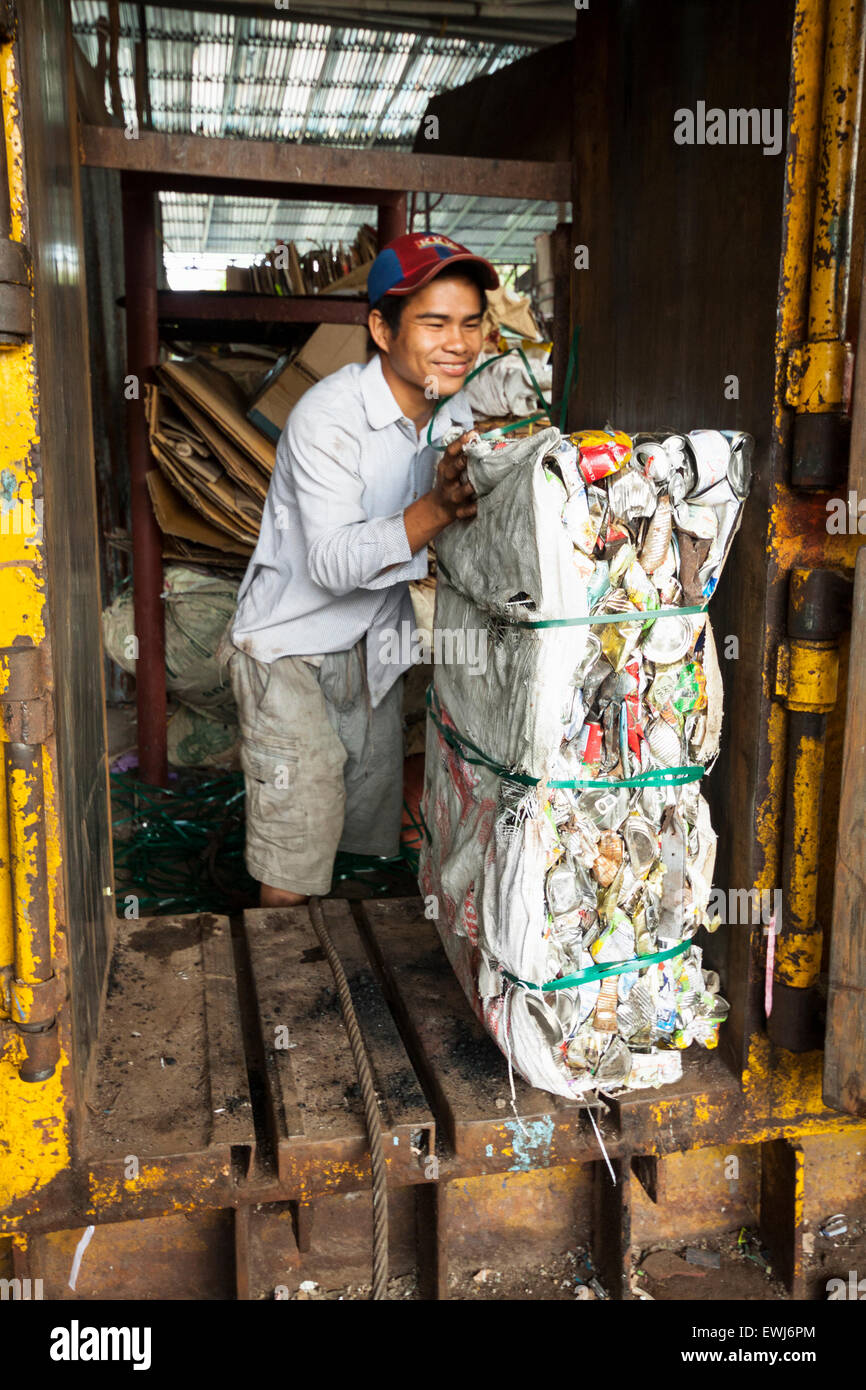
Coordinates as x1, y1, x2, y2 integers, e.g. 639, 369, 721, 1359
375, 433, 478, 578
287, 414, 476, 595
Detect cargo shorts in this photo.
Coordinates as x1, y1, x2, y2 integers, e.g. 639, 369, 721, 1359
226, 640, 405, 896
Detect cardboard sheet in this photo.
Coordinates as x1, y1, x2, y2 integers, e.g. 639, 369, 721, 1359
145, 468, 253, 556
159, 358, 276, 475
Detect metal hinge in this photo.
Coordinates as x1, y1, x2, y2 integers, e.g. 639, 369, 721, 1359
785, 339, 854, 413
0, 645, 54, 744
775, 639, 840, 713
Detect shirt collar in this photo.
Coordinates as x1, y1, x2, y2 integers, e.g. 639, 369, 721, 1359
360, 352, 475, 440
360, 354, 403, 431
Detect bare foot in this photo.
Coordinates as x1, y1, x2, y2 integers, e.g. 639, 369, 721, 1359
260, 883, 310, 907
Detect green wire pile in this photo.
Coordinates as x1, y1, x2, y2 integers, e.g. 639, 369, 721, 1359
111, 769, 256, 915
111, 769, 421, 914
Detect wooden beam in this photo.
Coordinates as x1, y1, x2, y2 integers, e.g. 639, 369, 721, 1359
155, 292, 369, 325
131, 173, 395, 207
79, 126, 571, 203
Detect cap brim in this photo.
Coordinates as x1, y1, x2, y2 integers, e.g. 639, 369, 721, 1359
384, 252, 499, 296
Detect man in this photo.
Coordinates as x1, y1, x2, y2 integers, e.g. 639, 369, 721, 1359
225, 233, 498, 906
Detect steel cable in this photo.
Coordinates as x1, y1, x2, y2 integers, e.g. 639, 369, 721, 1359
308, 896, 389, 1300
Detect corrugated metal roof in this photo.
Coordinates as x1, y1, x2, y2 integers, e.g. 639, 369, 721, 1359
72, 4, 566, 266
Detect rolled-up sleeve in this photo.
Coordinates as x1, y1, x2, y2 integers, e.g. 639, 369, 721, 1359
287, 409, 419, 596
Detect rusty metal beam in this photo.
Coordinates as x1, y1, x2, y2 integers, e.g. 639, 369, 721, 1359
156, 291, 369, 325
121, 174, 168, 786
377, 194, 407, 249
759, 1139, 806, 1298
80, 127, 571, 203
131, 172, 399, 207
593, 1158, 633, 1300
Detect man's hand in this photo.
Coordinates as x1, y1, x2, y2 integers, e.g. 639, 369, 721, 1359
403, 430, 478, 554
430, 432, 478, 523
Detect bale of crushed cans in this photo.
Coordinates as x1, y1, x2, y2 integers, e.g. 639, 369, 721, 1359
419, 424, 752, 1099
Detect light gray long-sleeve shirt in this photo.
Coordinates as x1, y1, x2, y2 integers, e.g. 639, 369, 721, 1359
231, 353, 473, 706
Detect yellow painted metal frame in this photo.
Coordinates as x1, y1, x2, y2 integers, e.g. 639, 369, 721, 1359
0, 31, 70, 1213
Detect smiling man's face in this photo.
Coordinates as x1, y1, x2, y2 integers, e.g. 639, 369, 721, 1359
370, 273, 485, 406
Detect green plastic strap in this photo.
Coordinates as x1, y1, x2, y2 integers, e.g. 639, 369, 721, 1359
502, 937, 691, 993
435, 557, 706, 629
425, 684, 703, 790
512, 605, 707, 629
426, 343, 552, 451
558, 324, 580, 433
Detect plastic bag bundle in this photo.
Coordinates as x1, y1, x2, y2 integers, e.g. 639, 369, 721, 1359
420, 425, 752, 1099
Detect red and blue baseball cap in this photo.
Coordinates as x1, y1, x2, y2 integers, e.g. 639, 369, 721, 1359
367, 232, 499, 305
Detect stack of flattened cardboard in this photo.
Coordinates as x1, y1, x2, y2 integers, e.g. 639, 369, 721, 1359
247, 324, 369, 443
226, 225, 377, 296
145, 357, 276, 568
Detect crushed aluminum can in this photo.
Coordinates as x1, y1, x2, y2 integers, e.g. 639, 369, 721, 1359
632, 438, 672, 482
623, 661, 645, 758
608, 544, 637, 586
582, 652, 615, 710
573, 630, 603, 685
571, 427, 632, 482
640, 613, 694, 665
639, 494, 673, 574
578, 786, 629, 830
607, 469, 657, 523
646, 717, 682, 768
673, 500, 717, 542
698, 496, 742, 597
721, 429, 754, 500
563, 486, 599, 555
601, 614, 643, 674
819, 1214, 848, 1239
600, 701, 621, 772
562, 815, 601, 864
595, 1036, 633, 1083
671, 660, 707, 715
686, 429, 731, 493
624, 558, 660, 614
654, 961, 678, 1034
647, 664, 682, 716
549, 907, 586, 959
624, 815, 659, 877
593, 829, 624, 887
578, 720, 603, 765
550, 439, 582, 495
562, 685, 586, 741
626, 1048, 683, 1089
624, 978, 656, 1029
546, 861, 579, 917
593, 977, 620, 1032
587, 559, 611, 607
665, 436, 698, 506
687, 429, 753, 507
590, 908, 635, 963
